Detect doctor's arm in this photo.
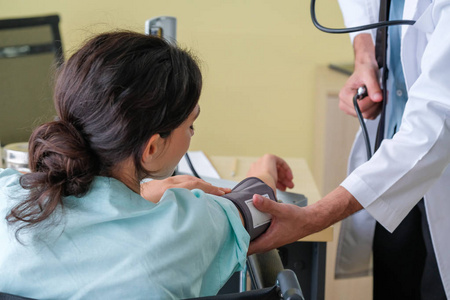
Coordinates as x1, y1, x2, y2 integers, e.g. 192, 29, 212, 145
248, 186, 362, 255
337, 0, 382, 119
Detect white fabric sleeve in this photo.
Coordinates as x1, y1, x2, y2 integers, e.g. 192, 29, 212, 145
341, 2, 450, 232
337, 0, 379, 43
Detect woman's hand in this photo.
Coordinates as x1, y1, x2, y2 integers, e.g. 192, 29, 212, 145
140, 175, 231, 203
246, 154, 294, 192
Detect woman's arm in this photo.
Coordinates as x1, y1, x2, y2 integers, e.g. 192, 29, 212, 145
140, 154, 294, 203
245, 154, 294, 193
140, 175, 231, 203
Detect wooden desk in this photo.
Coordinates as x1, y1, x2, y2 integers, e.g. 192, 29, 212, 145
209, 155, 331, 300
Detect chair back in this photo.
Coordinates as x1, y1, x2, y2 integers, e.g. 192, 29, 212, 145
0, 292, 35, 300
0, 15, 63, 146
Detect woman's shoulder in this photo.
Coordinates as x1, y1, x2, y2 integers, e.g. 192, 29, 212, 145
0, 168, 23, 190
0, 169, 26, 213
63, 176, 156, 219
0, 168, 22, 178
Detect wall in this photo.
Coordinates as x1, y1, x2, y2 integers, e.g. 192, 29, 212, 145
0, 0, 353, 165
1, 2, 370, 299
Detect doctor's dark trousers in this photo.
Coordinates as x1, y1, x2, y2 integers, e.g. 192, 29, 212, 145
372, 199, 446, 299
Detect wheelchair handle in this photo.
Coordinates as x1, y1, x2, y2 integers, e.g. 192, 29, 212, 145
277, 269, 305, 300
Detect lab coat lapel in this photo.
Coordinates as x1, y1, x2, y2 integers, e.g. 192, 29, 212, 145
403, 0, 419, 25
401, 0, 432, 90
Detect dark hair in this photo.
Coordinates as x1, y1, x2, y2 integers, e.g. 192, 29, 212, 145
7, 31, 202, 235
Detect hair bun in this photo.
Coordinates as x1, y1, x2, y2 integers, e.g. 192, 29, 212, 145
27, 120, 98, 196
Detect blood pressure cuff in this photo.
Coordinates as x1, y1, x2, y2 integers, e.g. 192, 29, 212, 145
221, 177, 277, 240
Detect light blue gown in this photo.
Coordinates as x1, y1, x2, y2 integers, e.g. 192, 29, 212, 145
0, 168, 249, 299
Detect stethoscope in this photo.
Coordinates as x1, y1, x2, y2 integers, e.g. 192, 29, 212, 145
310, 0, 415, 34
185, 0, 417, 178
310, 0, 415, 160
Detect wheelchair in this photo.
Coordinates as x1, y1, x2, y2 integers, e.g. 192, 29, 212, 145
0, 250, 304, 300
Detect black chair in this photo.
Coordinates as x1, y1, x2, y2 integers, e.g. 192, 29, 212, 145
0, 293, 34, 300
0, 14, 63, 146
191, 269, 304, 300
0, 269, 304, 300
189, 250, 304, 300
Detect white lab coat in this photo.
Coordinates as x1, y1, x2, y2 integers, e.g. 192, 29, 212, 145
335, 0, 450, 298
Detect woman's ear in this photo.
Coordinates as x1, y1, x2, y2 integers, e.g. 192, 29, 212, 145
142, 134, 162, 164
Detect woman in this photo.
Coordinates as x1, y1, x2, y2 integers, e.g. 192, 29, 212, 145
0, 31, 294, 299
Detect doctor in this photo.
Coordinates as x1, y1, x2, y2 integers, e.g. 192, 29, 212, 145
248, 0, 450, 299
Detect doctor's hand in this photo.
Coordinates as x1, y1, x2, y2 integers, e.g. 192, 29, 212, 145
246, 154, 294, 193
247, 194, 307, 255
339, 33, 383, 120
248, 186, 363, 255
140, 175, 231, 203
